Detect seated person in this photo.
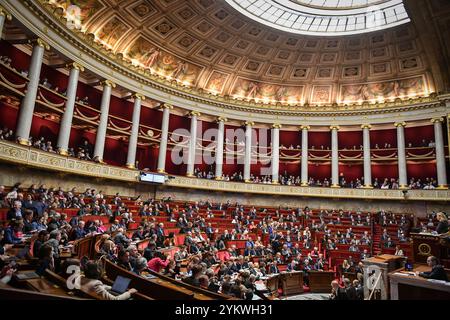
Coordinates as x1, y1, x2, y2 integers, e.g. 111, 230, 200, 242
418, 256, 448, 281
80, 261, 137, 300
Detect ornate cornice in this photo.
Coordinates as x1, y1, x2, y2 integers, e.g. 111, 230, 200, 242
2, 0, 449, 125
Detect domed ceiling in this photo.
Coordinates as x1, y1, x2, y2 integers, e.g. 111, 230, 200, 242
45, 0, 436, 107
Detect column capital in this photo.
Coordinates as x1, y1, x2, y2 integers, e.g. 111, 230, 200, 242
431, 117, 444, 124
244, 121, 255, 127
361, 124, 372, 130
394, 122, 406, 128
29, 38, 50, 50
330, 125, 340, 131
189, 111, 201, 117
300, 125, 310, 131
132, 93, 146, 101
272, 123, 282, 129
66, 62, 85, 72
216, 116, 228, 123
100, 80, 116, 88
161, 103, 173, 109
0, 6, 12, 20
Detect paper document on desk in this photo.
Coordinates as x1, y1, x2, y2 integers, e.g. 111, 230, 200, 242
427, 279, 447, 284
393, 272, 413, 277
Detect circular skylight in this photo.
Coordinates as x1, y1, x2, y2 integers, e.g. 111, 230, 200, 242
224, 0, 410, 36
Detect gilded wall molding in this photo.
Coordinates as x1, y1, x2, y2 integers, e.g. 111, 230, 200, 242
0, 140, 139, 182
0, 140, 448, 201
164, 176, 450, 202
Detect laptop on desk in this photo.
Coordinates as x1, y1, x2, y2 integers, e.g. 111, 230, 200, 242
108, 275, 131, 296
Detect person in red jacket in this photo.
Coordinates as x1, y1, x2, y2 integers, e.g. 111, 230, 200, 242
147, 251, 171, 273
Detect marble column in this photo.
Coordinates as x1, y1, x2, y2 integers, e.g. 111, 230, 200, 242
395, 122, 408, 189
362, 124, 373, 188
330, 126, 340, 188
300, 125, 310, 186
215, 117, 227, 180
186, 111, 200, 177
0, 6, 12, 40
157, 104, 172, 173
93, 80, 115, 162
271, 124, 281, 184
15, 39, 50, 145
244, 121, 254, 182
432, 118, 448, 189
56, 62, 84, 155
126, 94, 145, 169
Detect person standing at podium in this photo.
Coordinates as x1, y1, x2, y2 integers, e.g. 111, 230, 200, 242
418, 256, 448, 281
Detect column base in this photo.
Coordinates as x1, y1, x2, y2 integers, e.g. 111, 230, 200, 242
436, 185, 449, 190
362, 185, 373, 189
272, 181, 279, 185
214, 176, 223, 181
125, 163, 136, 169
186, 173, 195, 178
244, 179, 252, 183
58, 148, 68, 156
94, 157, 105, 164
301, 182, 309, 187
17, 137, 30, 146
399, 185, 409, 190
157, 168, 166, 174
330, 184, 341, 188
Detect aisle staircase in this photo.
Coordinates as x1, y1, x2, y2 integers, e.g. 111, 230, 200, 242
372, 225, 382, 255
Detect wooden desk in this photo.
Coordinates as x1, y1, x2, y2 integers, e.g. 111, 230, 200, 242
265, 274, 280, 296
389, 265, 450, 300
279, 271, 303, 296
308, 271, 335, 293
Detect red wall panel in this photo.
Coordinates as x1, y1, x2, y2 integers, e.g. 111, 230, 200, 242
339, 131, 362, 149
405, 125, 434, 147
309, 131, 331, 149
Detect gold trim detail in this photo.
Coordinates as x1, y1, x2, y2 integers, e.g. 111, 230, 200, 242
58, 148, 68, 156
431, 117, 444, 124
272, 124, 282, 129
100, 80, 116, 88
0, 140, 138, 182
132, 93, 146, 101
66, 62, 84, 72
29, 38, 50, 50
0, 6, 12, 20
300, 125, 310, 131
361, 124, 372, 130
0, 141, 449, 201
330, 125, 340, 131
394, 122, 407, 128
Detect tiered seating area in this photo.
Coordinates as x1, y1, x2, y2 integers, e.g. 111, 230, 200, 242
0, 184, 419, 300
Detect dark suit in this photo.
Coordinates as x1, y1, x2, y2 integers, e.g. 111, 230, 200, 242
420, 265, 448, 281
